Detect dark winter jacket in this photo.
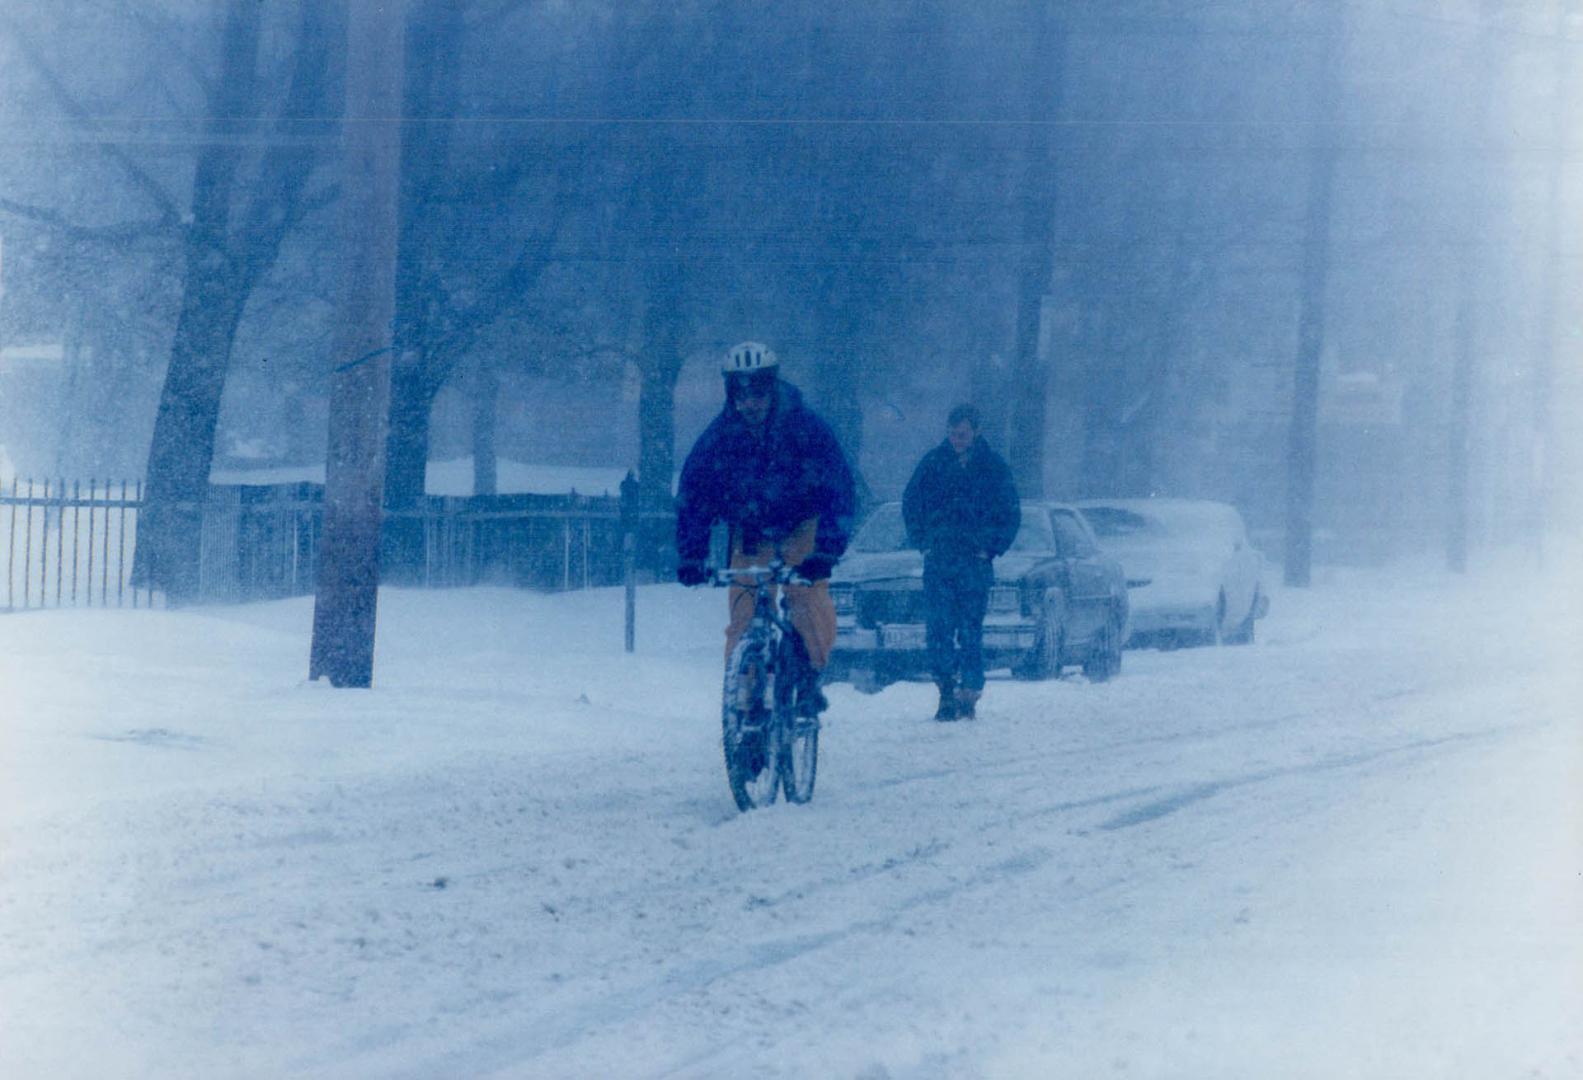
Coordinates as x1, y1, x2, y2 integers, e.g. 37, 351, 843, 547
675, 380, 857, 564
901, 438, 1020, 561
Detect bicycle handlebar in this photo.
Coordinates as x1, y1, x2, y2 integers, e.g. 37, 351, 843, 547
705, 561, 818, 588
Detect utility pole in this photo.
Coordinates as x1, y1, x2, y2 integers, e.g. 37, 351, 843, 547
1007, 3, 1064, 499
1446, 2, 1503, 575
1283, 3, 1343, 588
1530, 0, 1577, 565
309, 0, 405, 687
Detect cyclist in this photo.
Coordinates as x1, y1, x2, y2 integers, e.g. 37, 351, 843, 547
675, 341, 857, 718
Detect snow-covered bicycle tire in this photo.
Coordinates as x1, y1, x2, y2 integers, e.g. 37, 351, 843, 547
722, 636, 779, 811
777, 635, 819, 804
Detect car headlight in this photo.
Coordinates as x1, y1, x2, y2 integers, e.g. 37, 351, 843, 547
831, 584, 855, 617
987, 585, 1019, 614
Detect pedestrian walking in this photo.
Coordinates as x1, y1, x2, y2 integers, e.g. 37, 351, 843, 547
901, 404, 1019, 720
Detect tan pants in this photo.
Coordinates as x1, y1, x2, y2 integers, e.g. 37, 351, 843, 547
725, 517, 836, 671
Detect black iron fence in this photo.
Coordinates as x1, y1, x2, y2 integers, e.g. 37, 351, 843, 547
0, 477, 674, 611
1, 478, 156, 610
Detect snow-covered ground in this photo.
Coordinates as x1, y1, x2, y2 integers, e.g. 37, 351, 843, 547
1, 552, 1579, 1078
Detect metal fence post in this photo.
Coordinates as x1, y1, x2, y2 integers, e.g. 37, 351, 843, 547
71, 479, 81, 605
562, 518, 571, 591
621, 471, 637, 652
54, 478, 65, 606
6, 476, 16, 610
24, 479, 35, 609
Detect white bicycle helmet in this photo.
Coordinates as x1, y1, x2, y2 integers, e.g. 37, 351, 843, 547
722, 341, 778, 375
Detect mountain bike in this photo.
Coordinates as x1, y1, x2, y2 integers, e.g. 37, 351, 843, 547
710, 559, 822, 811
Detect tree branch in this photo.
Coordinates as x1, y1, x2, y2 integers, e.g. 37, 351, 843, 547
463, 0, 537, 33
234, 0, 342, 299
0, 196, 178, 244
117, 2, 218, 105
426, 174, 575, 370
0, 15, 182, 224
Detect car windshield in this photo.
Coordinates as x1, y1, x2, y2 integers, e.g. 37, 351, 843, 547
1082, 503, 1241, 548
1081, 507, 1167, 542
1009, 508, 1055, 552
850, 504, 908, 552
851, 504, 1056, 553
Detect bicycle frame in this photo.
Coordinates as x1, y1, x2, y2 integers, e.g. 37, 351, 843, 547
710, 557, 821, 810
713, 560, 803, 653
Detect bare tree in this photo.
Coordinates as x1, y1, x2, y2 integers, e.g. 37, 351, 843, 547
135, 0, 343, 602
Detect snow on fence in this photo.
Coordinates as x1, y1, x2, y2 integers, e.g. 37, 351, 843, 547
0, 478, 673, 611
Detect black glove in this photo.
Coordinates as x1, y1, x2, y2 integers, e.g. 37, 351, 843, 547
676, 561, 710, 587
798, 554, 835, 582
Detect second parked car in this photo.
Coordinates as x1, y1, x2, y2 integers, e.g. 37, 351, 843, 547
826, 501, 1130, 692
1076, 498, 1269, 648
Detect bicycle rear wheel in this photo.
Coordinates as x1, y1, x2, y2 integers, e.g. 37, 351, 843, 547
722, 636, 779, 811
776, 635, 819, 804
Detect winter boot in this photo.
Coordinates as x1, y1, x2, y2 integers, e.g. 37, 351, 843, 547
954, 687, 981, 720
796, 668, 829, 719
933, 681, 958, 722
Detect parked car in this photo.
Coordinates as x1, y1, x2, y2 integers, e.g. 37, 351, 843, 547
1075, 498, 1269, 648
826, 501, 1129, 692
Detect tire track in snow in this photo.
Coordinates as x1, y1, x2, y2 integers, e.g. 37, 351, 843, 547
1097, 726, 1511, 831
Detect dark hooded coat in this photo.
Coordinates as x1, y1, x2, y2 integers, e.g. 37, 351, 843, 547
901, 438, 1020, 561
675, 380, 856, 564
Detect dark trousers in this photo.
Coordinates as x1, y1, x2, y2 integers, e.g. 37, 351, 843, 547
924, 556, 992, 693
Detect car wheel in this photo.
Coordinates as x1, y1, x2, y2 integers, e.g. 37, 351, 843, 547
1223, 589, 1258, 645
1207, 592, 1229, 646
1082, 607, 1123, 682
1013, 591, 1062, 680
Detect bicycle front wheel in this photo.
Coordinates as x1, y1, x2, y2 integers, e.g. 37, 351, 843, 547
722, 636, 779, 811
776, 635, 819, 805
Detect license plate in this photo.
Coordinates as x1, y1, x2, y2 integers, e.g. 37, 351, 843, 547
880, 624, 927, 649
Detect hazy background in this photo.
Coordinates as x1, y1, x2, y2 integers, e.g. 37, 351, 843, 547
1, 0, 1579, 575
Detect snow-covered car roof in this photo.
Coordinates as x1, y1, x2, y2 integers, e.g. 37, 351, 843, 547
1075, 498, 1247, 546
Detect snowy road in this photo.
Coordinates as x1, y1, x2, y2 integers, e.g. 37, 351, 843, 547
1, 560, 1579, 1078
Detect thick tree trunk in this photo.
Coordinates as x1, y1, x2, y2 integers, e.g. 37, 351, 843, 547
380, 356, 433, 582
637, 332, 682, 511
384, 361, 433, 506
383, 0, 463, 518
637, 356, 682, 575
471, 364, 499, 496
967, 330, 1008, 450
138, 282, 247, 599
811, 334, 871, 508
134, 0, 261, 602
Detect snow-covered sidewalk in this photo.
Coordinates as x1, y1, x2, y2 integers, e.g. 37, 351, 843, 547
1, 559, 1578, 1078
